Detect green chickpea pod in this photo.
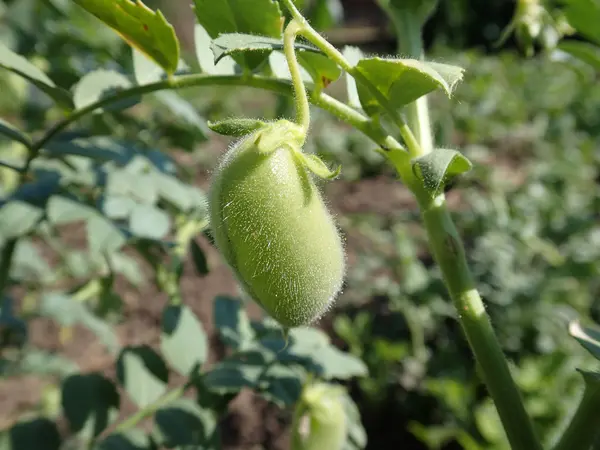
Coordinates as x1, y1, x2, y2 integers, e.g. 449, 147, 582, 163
209, 120, 345, 328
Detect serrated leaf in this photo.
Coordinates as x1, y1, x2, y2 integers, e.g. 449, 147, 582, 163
116, 345, 169, 408
0, 201, 42, 240
7, 418, 61, 450
189, 239, 209, 275
207, 118, 267, 137
194, 24, 237, 74
0, 42, 72, 108
0, 118, 31, 148
153, 398, 217, 448
161, 305, 208, 375
72, 0, 180, 74
95, 430, 154, 450
297, 50, 342, 87
354, 57, 464, 110
129, 204, 170, 239
193, 0, 283, 69
214, 296, 254, 349
73, 70, 138, 112
411, 148, 472, 196
211, 33, 318, 65
558, 40, 600, 71
569, 320, 600, 361
61, 373, 120, 439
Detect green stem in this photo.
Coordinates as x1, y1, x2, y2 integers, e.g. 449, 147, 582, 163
0, 240, 16, 295
552, 373, 600, 450
419, 193, 541, 450
283, 19, 311, 136
114, 384, 187, 433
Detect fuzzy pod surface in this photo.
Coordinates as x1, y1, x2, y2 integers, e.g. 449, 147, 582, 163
209, 120, 345, 328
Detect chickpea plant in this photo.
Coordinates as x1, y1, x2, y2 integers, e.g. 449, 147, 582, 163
0, 0, 599, 450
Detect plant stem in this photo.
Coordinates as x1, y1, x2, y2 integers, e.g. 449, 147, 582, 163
114, 384, 187, 433
283, 19, 311, 136
419, 193, 541, 450
552, 372, 600, 450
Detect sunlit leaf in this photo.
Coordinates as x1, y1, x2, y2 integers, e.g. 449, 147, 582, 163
72, 0, 180, 74
161, 305, 208, 375
72, 69, 138, 112
411, 148, 472, 196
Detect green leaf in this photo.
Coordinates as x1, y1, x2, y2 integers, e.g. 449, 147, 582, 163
311, 345, 368, 380
207, 118, 267, 137
193, 0, 283, 69
194, 24, 237, 74
203, 349, 271, 394
0, 42, 72, 108
116, 345, 169, 408
299, 153, 341, 180
0, 201, 42, 240
161, 305, 208, 376
40, 292, 119, 353
61, 373, 120, 439
153, 398, 218, 448
47, 196, 97, 225
153, 91, 210, 139
72, 70, 139, 112
354, 57, 464, 109
0, 118, 31, 148
214, 296, 254, 349
210, 33, 317, 65
102, 195, 137, 220
87, 215, 128, 256
563, 0, 600, 46
7, 418, 61, 450
297, 51, 342, 87
342, 46, 364, 109
558, 40, 600, 71
128, 204, 170, 239
258, 364, 303, 407
95, 430, 154, 450
43, 137, 133, 164
189, 239, 209, 275
411, 148, 472, 196
151, 172, 196, 211
72, 0, 180, 74
569, 320, 600, 362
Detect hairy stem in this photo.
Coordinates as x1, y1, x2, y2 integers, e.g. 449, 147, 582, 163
283, 19, 311, 136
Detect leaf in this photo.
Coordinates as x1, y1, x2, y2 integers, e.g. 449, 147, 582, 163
40, 292, 119, 353
61, 373, 120, 438
214, 296, 254, 350
95, 430, 154, 450
131, 47, 165, 85
194, 24, 237, 75
342, 46, 364, 109
354, 57, 464, 109
0, 42, 72, 108
299, 153, 341, 180
116, 345, 169, 408
43, 137, 135, 164
193, 0, 283, 69
207, 118, 267, 137
47, 196, 97, 225
258, 364, 303, 407
269, 50, 313, 82
558, 40, 600, 71
7, 418, 61, 450
8, 171, 62, 207
87, 215, 128, 257
563, 0, 600, 46
411, 148, 472, 196
0, 201, 42, 240
203, 349, 271, 394
72, 70, 139, 112
161, 305, 208, 376
0, 118, 31, 148
72, 0, 180, 74
211, 33, 317, 65
128, 204, 170, 240
311, 346, 368, 380
102, 195, 137, 220
153, 398, 218, 448
189, 239, 209, 275
297, 50, 342, 87
569, 320, 600, 361
153, 91, 210, 139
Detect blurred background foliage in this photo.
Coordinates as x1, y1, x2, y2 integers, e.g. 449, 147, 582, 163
0, 0, 599, 449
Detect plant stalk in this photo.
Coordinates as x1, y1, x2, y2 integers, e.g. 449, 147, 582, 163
283, 19, 311, 136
